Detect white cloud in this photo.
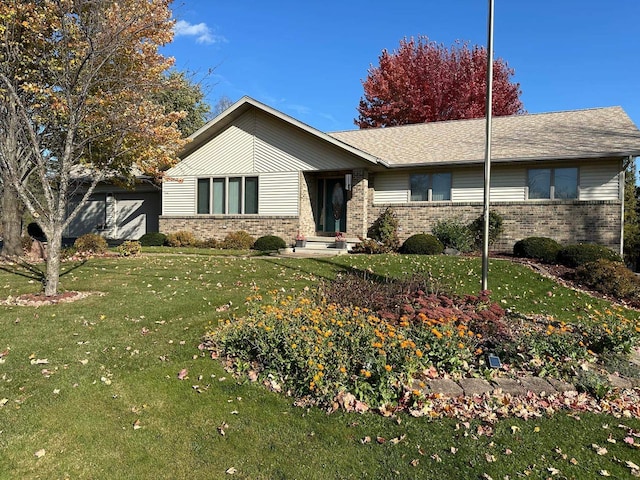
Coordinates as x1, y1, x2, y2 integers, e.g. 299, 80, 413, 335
174, 20, 225, 45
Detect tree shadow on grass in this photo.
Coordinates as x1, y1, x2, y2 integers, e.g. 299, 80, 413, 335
0, 256, 87, 291
259, 255, 403, 286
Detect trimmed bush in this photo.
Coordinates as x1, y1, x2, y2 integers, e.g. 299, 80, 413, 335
431, 218, 474, 253
221, 230, 255, 250
557, 243, 622, 268
575, 259, 640, 299
74, 233, 108, 254
468, 211, 504, 248
400, 233, 444, 255
367, 207, 400, 252
139, 232, 167, 247
166, 230, 197, 247
253, 235, 286, 251
116, 240, 142, 257
513, 237, 562, 264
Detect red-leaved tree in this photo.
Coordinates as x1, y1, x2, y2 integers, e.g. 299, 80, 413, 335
356, 36, 524, 128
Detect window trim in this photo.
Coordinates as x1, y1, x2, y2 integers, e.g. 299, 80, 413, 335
527, 167, 579, 200
195, 176, 259, 215
409, 172, 452, 202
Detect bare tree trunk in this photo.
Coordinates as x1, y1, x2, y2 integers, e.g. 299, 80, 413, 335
43, 230, 61, 296
1, 176, 24, 257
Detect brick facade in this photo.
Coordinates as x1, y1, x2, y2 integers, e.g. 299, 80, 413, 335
369, 200, 622, 253
159, 216, 300, 245
160, 170, 622, 254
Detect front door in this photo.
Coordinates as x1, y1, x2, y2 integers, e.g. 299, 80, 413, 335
316, 178, 347, 233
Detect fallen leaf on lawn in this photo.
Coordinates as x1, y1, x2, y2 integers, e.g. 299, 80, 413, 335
485, 453, 496, 463
360, 436, 371, 444
225, 467, 237, 475
547, 466, 560, 475
450, 446, 458, 454
217, 422, 229, 436
625, 437, 636, 445
599, 470, 611, 477
431, 453, 442, 462
177, 369, 188, 380
53, 389, 60, 395
570, 458, 578, 465
30, 358, 48, 365
410, 459, 419, 467
376, 436, 386, 444
482, 474, 494, 480
133, 419, 141, 430
504, 448, 513, 455
511, 425, 520, 434
592, 444, 608, 455
626, 460, 640, 470
606, 434, 616, 443
389, 434, 406, 445
34, 449, 45, 458
534, 426, 540, 432
80, 359, 89, 365
0, 398, 8, 407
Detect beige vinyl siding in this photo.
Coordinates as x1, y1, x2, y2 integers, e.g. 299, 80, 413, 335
372, 173, 409, 203
259, 171, 298, 215
168, 114, 255, 176
491, 167, 526, 201
253, 111, 368, 172
452, 168, 483, 202
579, 163, 620, 200
162, 177, 196, 215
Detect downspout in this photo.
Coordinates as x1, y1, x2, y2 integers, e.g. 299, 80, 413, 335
620, 157, 628, 258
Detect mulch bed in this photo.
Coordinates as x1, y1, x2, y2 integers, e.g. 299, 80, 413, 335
0, 290, 100, 307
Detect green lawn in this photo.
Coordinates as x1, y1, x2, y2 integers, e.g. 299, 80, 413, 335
1, 254, 639, 479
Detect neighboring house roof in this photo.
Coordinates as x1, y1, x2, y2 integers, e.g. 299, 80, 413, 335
329, 106, 640, 167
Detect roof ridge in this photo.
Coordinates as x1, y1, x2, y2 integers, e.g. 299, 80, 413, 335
329, 106, 624, 135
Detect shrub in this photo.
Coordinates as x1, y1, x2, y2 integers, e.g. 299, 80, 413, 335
196, 238, 220, 249
116, 240, 142, 257
350, 238, 388, 254
431, 218, 474, 253
253, 235, 286, 251
468, 211, 504, 248
367, 207, 400, 252
400, 233, 443, 255
513, 237, 562, 264
221, 230, 255, 250
166, 230, 197, 247
27, 222, 46, 241
574, 259, 640, 299
74, 233, 108, 254
139, 232, 167, 247
556, 243, 622, 268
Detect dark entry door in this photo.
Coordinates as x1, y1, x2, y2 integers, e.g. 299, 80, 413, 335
317, 178, 347, 233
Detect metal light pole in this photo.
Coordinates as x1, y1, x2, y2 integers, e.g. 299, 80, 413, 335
481, 0, 495, 291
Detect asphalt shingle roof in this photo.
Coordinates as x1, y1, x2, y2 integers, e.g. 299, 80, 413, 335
329, 106, 640, 167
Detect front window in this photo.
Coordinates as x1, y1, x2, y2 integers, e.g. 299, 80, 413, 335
528, 167, 577, 200
197, 176, 258, 214
410, 173, 451, 202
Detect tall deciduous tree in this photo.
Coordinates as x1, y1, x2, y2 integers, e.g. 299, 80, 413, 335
356, 36, 524, 128
155, 71, 211, 137
0, 0, 184, 296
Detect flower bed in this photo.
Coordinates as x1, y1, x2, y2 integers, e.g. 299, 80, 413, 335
203, 274, 640, 413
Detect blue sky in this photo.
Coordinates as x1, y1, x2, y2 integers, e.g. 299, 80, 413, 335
163, 0, 640, 138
